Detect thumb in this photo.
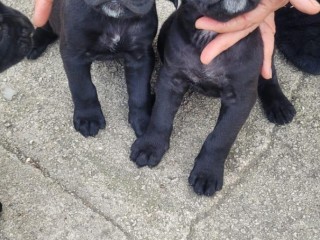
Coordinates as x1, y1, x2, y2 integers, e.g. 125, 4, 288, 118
33, 0, 54, 27
290, 0, 320, 14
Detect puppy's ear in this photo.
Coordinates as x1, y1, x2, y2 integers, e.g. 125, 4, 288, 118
167, 0, 180, 9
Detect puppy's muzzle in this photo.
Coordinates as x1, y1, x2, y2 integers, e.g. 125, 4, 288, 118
120, 0, 154, 15
200, 0, 259, 14
101, 1, 124, 18
223, 0, 248, 13
86, 0, 154, 15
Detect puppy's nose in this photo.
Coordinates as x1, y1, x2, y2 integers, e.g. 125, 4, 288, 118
223, 0, 248, 14
120, 0, 154, 15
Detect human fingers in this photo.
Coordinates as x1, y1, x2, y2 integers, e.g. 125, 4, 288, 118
196, 0, 288, 33
33, 0, 54, 27
259, 13, 275, 79
200, 24, 258, 64
290, 0, 320, 14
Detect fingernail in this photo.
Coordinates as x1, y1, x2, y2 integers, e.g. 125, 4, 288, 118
31, 16, 35, 26
310, 0, 320, 10
200, 54, 215, 65
31, 15, 38, 27
195, 19, 203, 29
266, 68, 272, 79
310, 0, 320, 6
195, 17, 213, 29
200, 56, 208, 65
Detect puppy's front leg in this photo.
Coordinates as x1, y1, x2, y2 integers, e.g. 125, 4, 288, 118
124, 47, 155, 137
61, 49, 106, 137
130, 68, 188, 167
189, 87, 257, 196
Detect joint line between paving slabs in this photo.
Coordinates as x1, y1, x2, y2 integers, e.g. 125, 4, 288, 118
58, 188, 134, 240
186, 123, 281, 239
0, 138, 133, 240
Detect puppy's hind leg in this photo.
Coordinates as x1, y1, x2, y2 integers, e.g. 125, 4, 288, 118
27, 22, 58, 60
258, 62, 296, 125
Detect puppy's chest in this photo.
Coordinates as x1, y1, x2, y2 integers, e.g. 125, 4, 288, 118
177, 47, 229, 86
177, 31, 237, 96
192, 30, 218, 50
88, 27, 134, 58
176, 52, 233, 97
97, 31, 123, 52
186, 66, 230, 97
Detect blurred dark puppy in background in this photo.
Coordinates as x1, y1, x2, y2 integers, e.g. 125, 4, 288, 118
275, 3, 320, 75
0, 1, 33, 214
28, 0, 158, 138
131, 0, 296, 196
0, 2, 33, 72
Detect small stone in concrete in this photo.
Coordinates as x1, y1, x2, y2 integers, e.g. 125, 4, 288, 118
1, 86, 17, 101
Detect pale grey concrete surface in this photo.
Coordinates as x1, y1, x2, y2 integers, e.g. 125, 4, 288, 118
0, 1, 319, 240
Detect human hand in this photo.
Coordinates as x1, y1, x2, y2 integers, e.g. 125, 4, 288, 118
33, 0, 54, 27
196, 0, 320, 79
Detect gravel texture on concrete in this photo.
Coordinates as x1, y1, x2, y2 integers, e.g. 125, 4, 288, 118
0, 0, 319, 239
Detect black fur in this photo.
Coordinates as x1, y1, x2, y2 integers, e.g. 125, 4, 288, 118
275, 4, 320, 75
131, 0, 295, 196
28, 0, 158, 137
0, 1, 33, 213
0, 2, 33, 72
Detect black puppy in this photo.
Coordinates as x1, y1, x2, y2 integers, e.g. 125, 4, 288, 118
131, 0, 296, 196
275, 3, 320, 75
0, 1, 33, 214
28, 0, 158, 137
0, 2, 33, 72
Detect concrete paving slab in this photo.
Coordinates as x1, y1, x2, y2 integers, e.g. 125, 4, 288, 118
189, 75, 320, 240
0, 146, 127, 240
0, 0, 319, 239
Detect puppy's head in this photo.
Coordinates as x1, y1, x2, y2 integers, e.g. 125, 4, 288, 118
182, 0, 261, 21
85, 0, 155, 18
0, 3, 33, 72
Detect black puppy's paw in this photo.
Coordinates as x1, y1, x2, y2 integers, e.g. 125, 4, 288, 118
130, 135, 168, 168
27, 26, 58, 60
73, 106, 106, 137
189, 160, 224, 196
258, 75, 296, 125
262, 95, 296, 125
27, 46, 48, 60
